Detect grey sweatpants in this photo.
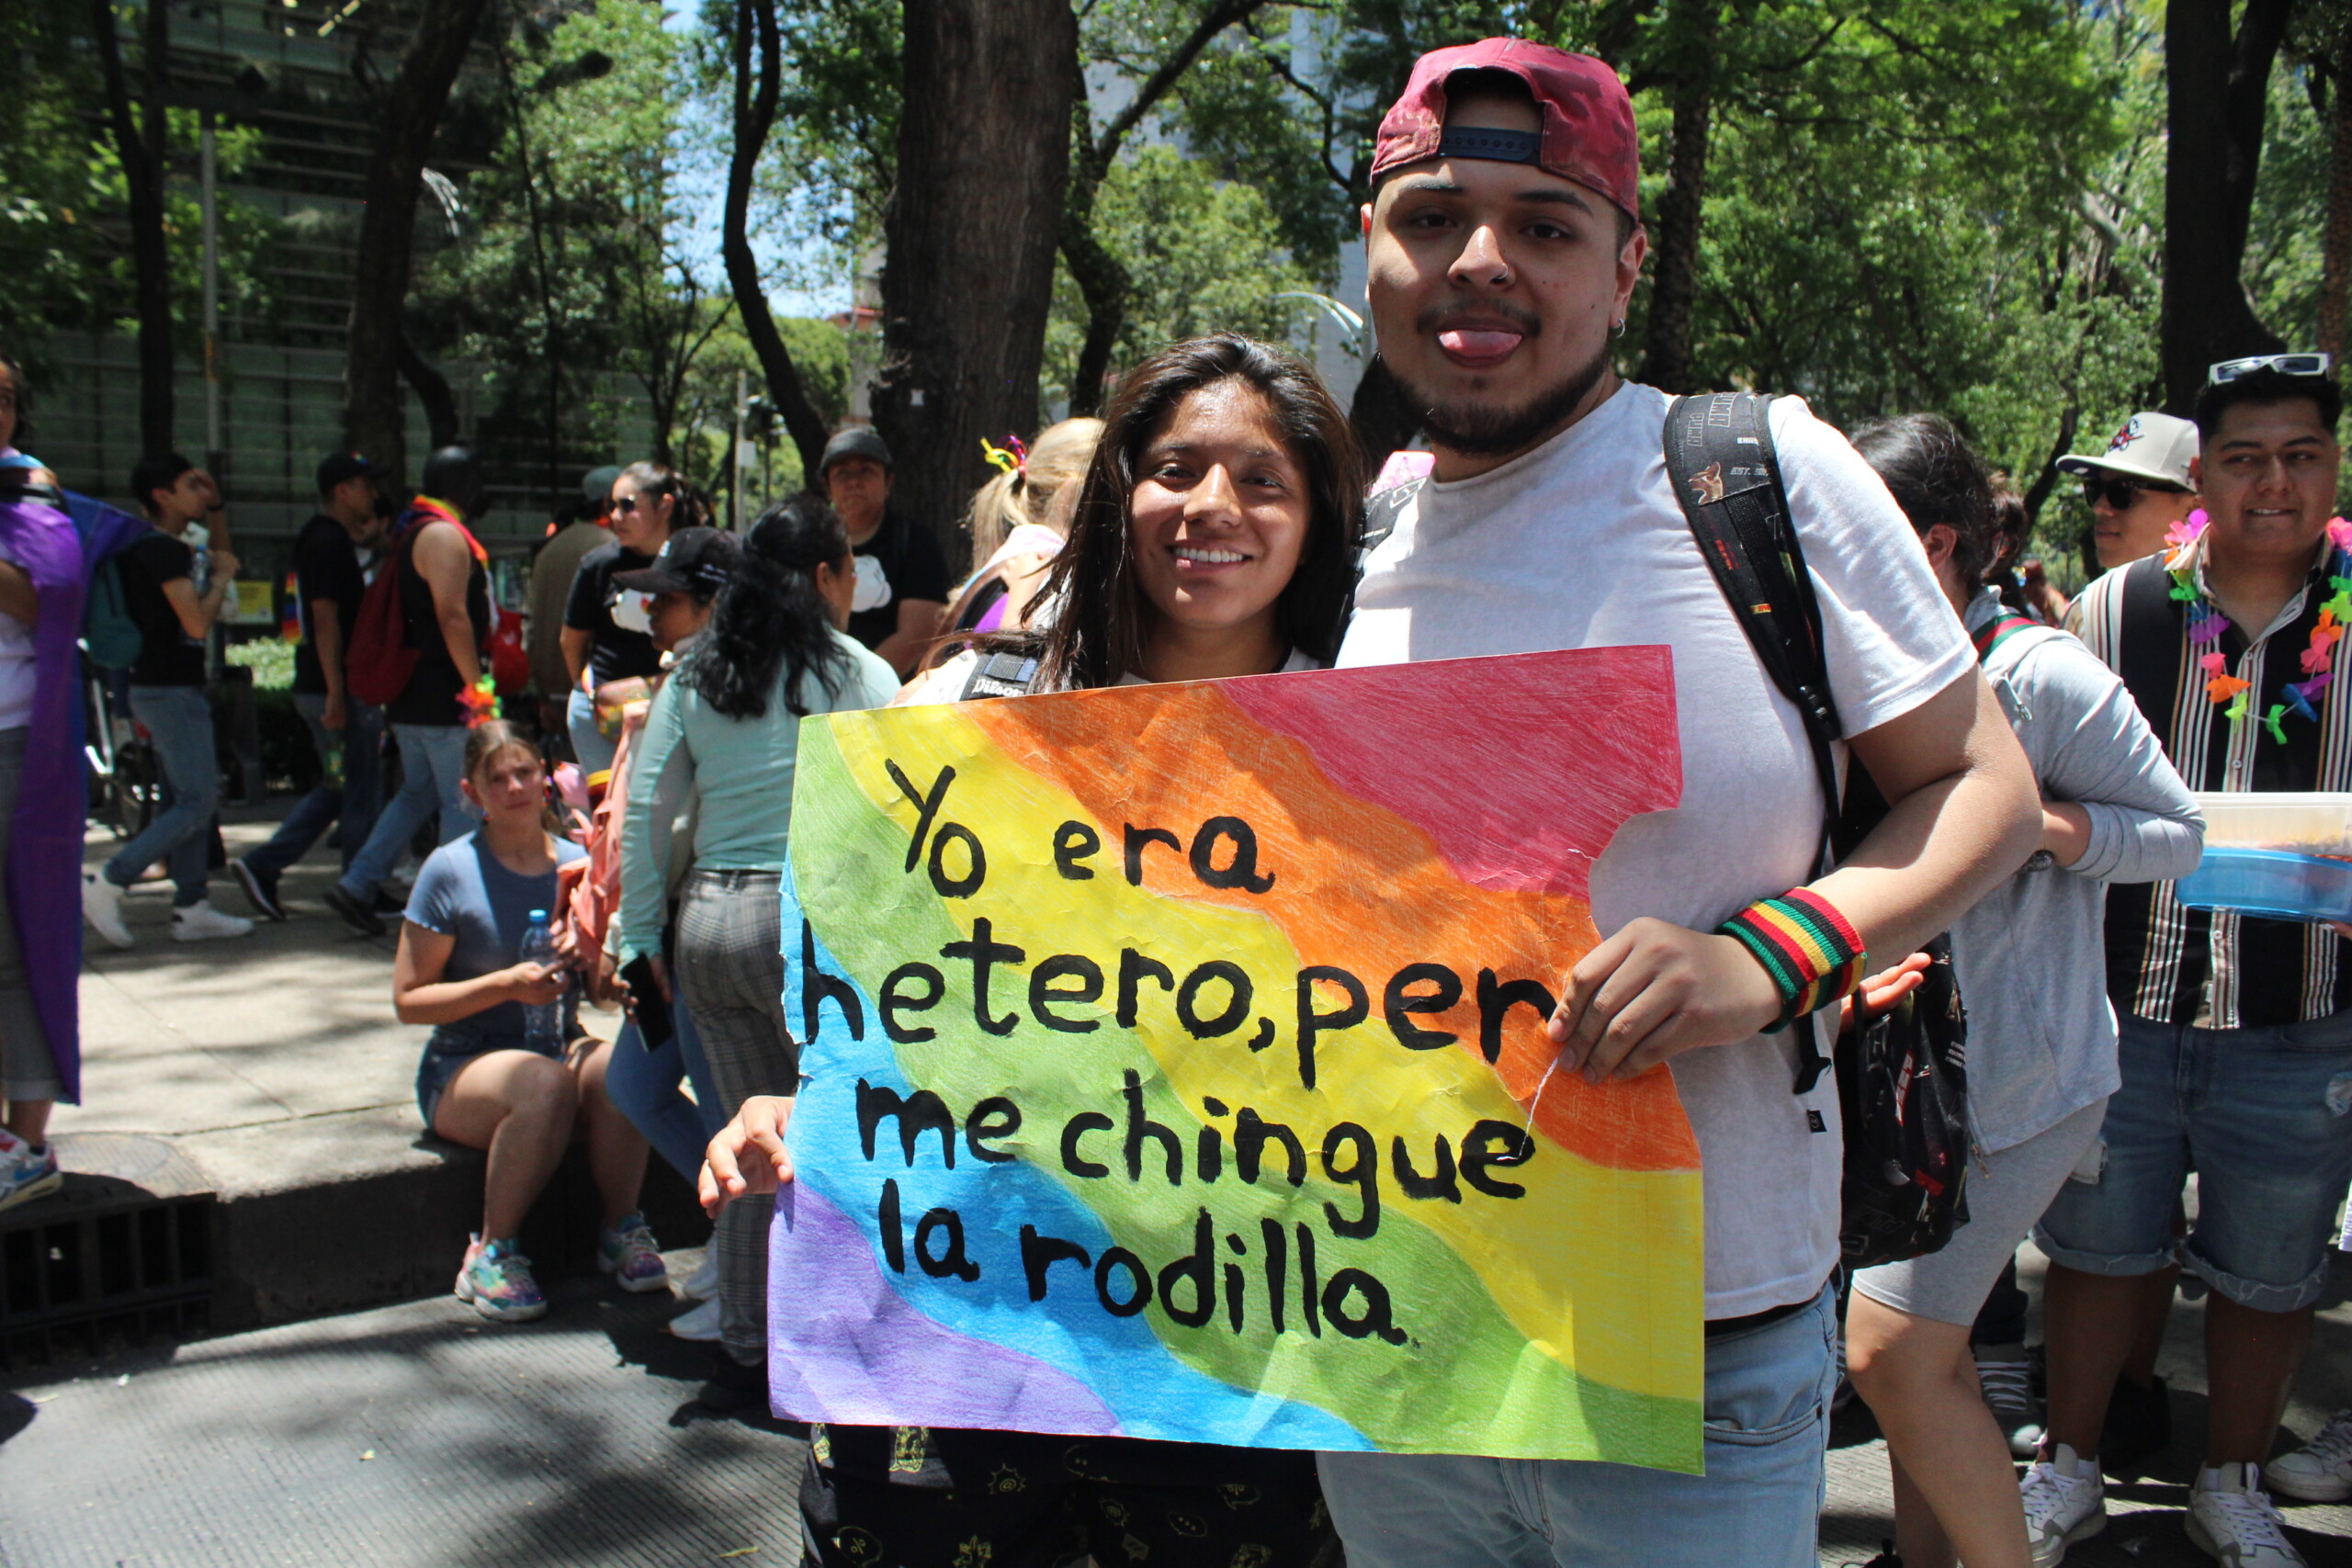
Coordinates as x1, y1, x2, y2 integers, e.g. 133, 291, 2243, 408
674, 867, 796, 1367
0, 727, 57, 1103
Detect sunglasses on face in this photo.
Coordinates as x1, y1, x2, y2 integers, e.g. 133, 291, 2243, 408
611, 494, 640, 514
2083, 477, 2184, 511
2209, 352, 2335, 385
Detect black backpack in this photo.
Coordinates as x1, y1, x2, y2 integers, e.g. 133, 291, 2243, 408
1664, 391, 1972, 1270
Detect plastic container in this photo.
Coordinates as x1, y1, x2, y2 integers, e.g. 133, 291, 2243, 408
520, 908, 565, 1050
2193, 792, 2352, 854
2174, 846, 2352, 924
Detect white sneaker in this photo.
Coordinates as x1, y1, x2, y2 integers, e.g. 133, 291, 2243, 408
2267, 1412, 2352, 1502
169, 899, 254, 942
82, 869, 132, 949
680, 1253, 718, 1302
668, 1295, 722, 1341
2021, 1443, 2106, 1566
2188, 1463, 2306, 1566
1977, 1348, 2046, 1459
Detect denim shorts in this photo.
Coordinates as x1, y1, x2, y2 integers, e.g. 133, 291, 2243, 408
1316, 1277, 1836, 1568
416, 1032, 561, 1130
2034, 1009, 2352, 1313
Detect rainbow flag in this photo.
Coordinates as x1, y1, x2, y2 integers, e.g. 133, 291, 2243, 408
773, 647, 1703, 1467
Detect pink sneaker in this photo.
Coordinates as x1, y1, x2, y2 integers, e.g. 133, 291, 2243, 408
597, 1213, 669, 1293
454, 1234, 547, 1322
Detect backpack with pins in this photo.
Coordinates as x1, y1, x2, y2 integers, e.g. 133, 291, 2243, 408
1665, 391, 1972, 1269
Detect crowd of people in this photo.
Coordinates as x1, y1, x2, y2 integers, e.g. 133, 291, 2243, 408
5, 30, 2352, 1568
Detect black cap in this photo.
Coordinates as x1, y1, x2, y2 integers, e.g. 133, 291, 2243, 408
820, 426, 893, 477
614, 526, 741, 598
316, 451, 383, 497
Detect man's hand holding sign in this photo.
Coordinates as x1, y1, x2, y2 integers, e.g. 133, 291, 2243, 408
712, 648, 1711, 1467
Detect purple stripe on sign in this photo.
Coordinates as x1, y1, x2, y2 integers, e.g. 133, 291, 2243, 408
765, 1182, 1124, 1435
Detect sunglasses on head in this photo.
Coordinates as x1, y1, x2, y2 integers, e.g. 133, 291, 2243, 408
2083, 476, 2185, 511
2209, 352, 2335, 385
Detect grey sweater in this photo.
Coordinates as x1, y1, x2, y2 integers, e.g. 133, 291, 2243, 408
1954, 590, 2204, 1150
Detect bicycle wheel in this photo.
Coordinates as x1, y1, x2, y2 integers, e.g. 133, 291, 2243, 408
109, 739, 161, 840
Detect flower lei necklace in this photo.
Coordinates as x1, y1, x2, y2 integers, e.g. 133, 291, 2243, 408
2166, 508, 2352, 741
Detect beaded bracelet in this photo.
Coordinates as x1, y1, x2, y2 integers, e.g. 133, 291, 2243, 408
1717, 889, 1868, 1033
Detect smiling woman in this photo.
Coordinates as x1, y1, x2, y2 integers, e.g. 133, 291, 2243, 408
1014, 332, 1365, 693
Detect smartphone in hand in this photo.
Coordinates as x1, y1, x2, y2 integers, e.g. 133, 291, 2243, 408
618, 954, 675, 1047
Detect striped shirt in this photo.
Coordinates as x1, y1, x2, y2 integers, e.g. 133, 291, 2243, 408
2072, 536, 2352, 1027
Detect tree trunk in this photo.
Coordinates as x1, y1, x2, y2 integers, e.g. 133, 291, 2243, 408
1349, 355, 1420, 476
344, 0, 492, 482
2322, 44, 2352, 358
1062, 92, 1131, 418
875, 0, 1078, 569
722, 0, 831, 487
1635, 0, 1719, 393
2161, 0, 2293, 412
398, 332, 461, 451
1059, 0, 1267, 416
93, 0, 175, 457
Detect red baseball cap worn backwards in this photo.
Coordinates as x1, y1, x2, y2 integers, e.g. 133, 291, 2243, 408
1372, 39, 1641, 222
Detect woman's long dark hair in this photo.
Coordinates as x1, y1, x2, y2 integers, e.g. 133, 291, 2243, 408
685, 491, 854, 720
1023, 333, 1365, 692
1850, 413, 1997, 587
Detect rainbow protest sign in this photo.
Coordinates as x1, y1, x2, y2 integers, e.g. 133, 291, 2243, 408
770, 648, 1702, 1468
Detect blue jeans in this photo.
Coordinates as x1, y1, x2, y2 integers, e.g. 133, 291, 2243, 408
106, 685, 219, 908
603, 1003, 723, 1183
243, 693, 384, 880
336, 723, 475, 901
2035, 1009, 2352, 1313
567, 685, 616, 776
1317, 1278, 1837, 1568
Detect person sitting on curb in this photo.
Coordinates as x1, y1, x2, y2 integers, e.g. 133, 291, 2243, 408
393, 718, 665, 1323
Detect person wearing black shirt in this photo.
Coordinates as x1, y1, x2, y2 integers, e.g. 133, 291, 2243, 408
560, 461, 684, 774
820, 427, 949, 677
231, 452, 391, 921
324, 446, 494, 938
81, 454, 253, 947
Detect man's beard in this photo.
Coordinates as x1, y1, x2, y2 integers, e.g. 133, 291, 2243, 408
1396, 337, 1614, 459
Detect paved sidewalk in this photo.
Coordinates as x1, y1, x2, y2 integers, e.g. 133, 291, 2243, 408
0, 1256, 810, 1568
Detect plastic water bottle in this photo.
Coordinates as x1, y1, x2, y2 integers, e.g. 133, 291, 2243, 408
520, 909, 563, 1050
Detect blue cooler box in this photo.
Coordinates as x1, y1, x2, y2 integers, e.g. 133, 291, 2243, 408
2175, 846, 2352, 924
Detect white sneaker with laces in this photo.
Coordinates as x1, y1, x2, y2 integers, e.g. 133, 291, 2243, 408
680, 1253, 719, 1302
2021, 1443, 2106, 1567
2268, 1412, 2352, 1503
2188, 1463, 2306, 1567
82, 869, 132, 949
1977, 1348, 2046, 1459
169, 899, 254, 942
668, 1295, 721, 1341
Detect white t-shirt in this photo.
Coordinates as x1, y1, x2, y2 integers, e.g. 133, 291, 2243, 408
1337, 381, 1973, 1317
0, 540, 34, 730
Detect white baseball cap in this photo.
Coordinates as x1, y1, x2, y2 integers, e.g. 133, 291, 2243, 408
2056, 412, 2199, 490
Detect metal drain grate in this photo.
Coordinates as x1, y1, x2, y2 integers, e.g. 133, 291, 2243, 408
1, 1194, 217, 1366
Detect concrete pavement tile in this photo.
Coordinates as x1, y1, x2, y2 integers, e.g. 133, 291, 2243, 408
55, 1043, 293, 1135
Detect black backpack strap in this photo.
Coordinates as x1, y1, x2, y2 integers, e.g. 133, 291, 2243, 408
957, 650, 1043, 701
1664, 392, 1843, 1093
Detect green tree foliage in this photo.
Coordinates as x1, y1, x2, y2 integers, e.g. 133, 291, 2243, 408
0, 7, 278, 377
1043, 147, 1316, 405
414, 0, 727, 472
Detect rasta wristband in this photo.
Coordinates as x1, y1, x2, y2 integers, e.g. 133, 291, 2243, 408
1717, 889, 1868, 1033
